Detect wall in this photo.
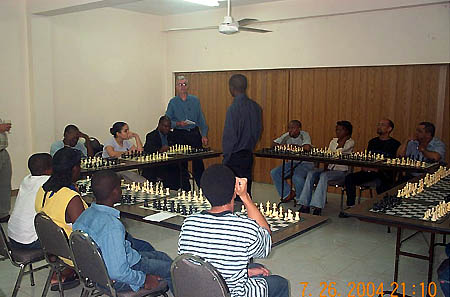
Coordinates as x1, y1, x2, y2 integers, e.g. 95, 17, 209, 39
0, 0, 33, 188
42, 7, 166, 147
164, 0, 450, 98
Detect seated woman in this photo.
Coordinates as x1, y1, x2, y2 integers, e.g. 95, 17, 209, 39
298, 121, 354, 215
35, 147, 88, 290
102, 122, 146, 182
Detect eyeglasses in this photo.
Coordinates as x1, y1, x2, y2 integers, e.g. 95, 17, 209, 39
177, 83, 188, 87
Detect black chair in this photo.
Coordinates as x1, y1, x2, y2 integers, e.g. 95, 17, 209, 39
0, 225, 49, 297
69, 230, 169, 297
171, 254, 230, 297
34, 212, 79, 297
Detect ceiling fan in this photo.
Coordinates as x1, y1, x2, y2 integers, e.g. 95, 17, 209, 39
167, 0, 272, 35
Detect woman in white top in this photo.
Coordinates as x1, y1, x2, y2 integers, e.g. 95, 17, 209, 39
298, 121, 355, 215
103, 122, 146, 182
102, 122, 143, 158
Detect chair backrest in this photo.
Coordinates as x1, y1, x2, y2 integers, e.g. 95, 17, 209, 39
90, 137, 103, 156
0, 225, 12, 261
34, 212, 72, 261
171, 254, 230, 297
69, 231, 116, 295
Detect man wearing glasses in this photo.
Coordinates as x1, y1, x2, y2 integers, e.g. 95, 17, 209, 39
166, 76, 208, 187
341, 119, 400, 218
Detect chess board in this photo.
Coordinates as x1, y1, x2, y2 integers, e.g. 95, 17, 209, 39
427, 177, 450, 192
370, 200, 448, 223
139, 196, 211, 216
118, 188, 175, 205
235, 211, 305, 232
81, 157, 125, 171
407, 190, 450, 204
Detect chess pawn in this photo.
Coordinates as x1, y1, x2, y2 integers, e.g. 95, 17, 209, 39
431, 210, 437, 222
284, 213, 288, 221
241, 205, 245, 213
166, 188, 170, 196
295, 211, 300, 221
397, 189, 402, 198
181, 190, 186, 200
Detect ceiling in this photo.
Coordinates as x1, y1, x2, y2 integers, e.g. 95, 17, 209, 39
114, 0, 285, 16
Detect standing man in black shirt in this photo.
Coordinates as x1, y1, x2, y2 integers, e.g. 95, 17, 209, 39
222, 74, 262, 196
341, 119, 400, 217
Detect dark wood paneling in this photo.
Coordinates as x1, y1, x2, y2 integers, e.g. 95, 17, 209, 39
177, 64, 450, 185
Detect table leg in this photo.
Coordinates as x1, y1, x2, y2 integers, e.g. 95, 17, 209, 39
280, 160, 286, 202
428, 232, 435, 284
394, 227, 402, 283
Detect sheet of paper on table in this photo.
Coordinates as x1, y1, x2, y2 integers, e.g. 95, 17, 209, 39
143, 212, 177, 222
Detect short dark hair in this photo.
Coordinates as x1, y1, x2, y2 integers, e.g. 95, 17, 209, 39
28, 153, 52, 176
419, 121, 435, 137
200, 164, 236, 207
289, 120, 302, 128
92, 170, 121, 202
385, 119, 395, 131
64, 125, 79, 135
229, 74, 247, 93
158, 116, 171, 125
337, 120, 353, 136
110, 122, 127, 137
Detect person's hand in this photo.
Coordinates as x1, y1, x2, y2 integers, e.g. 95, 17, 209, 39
201, 136, 208, 147
176, 121, 188, 127
418, 144, 427, 153
144, 274, 161, 290
235, 177, 248, 198
248, 267, 270, 277
302, 144, 312, 152
78, 131, 90, 140
160, 145, 169, 152
129, 131, 138, 138
0, 123, 11, 133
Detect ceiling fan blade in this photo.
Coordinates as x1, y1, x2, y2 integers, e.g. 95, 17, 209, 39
239, 27, 271, 33
165, 25, 218, 32
237, 18, 258, 26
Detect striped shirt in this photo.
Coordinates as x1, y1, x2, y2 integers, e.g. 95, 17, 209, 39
178, 211, 271, 297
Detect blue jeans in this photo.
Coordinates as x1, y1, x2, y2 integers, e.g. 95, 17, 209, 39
438, 258, 450, 297
271, 162, 314, 201
298, 169, 346, 209
248, 263, 289, 297
9, 237, 41, 249
115, 234, 173, 293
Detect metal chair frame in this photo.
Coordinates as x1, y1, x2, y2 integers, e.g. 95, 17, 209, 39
70, 230, 169, 297
171, 253, 230, 297
0, 224, 49, 297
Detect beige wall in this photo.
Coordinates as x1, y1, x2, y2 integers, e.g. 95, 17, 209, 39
2, 0, 450, 188
164, 0, 450, 98
0, 0, 33, 188
49, 8, 166, 143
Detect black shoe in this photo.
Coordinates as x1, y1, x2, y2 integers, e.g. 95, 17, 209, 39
312, 208, 322, 216
0, 215, 10, 223
299, 205, 310, 214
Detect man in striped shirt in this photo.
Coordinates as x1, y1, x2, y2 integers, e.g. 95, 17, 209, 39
178, 164, 289, 297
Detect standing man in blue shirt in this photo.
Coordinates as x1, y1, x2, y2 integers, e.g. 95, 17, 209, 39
222, 74, 262, 196
166, 76, 208, 187
73, 170, 173, 293
397, 121, 446, 163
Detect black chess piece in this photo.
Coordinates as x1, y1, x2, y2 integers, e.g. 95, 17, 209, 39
152, 200, 157, 208
144, 199, 149, 207
181, 205, 187, 215
176, 204, 181, 213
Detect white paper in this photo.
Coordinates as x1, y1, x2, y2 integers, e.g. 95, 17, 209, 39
143, 212, 177, 222
185, 119, 196, 125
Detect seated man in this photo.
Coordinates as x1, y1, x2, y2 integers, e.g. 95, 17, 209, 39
397, 121, 446, 164
342, 119, 400, 218
270, 120, 314, 203
298, 121, 354, 215
73, 170, 173, 293
50, 124, 93, 157
142, 116, 190, 191
8, 153, 52, 249
179, 164, 289, 297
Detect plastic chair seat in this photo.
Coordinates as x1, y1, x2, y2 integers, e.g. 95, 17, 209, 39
10, 248, 45, 263
117, 281, 169, 297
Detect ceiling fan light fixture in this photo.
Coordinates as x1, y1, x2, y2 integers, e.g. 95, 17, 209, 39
183, 0, 219, 6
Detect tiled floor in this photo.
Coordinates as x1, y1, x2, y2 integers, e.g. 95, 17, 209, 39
1, 182, 447, 297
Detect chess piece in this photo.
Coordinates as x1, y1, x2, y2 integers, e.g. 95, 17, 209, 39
295, 211, 300, 221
